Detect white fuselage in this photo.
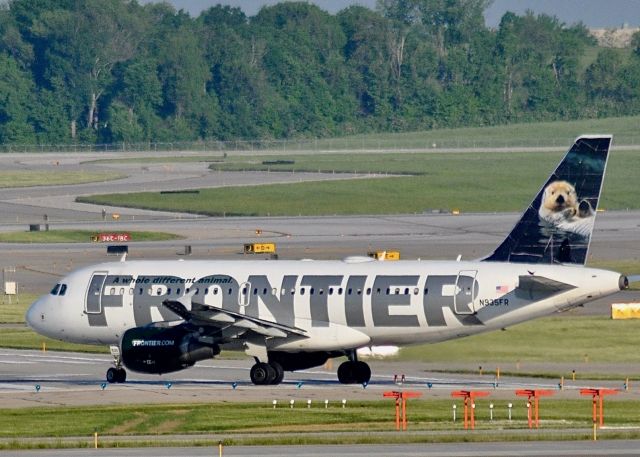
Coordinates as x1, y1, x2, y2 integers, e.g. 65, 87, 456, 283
26, 257, 623, 352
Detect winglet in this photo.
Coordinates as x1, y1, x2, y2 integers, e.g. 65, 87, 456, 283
484, 135, 612, 265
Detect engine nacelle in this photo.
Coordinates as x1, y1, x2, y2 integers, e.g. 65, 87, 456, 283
121, 325, 219, 374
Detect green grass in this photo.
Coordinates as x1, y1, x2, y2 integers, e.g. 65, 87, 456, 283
0, 328, 108, 352
78, 148, 640, 216
399, 315, 640, 366
0, 293, 38, 323
0, 171, 124, 188
1, 399, 640, 440
0, 230, 182, 243
277, 115, 640, 150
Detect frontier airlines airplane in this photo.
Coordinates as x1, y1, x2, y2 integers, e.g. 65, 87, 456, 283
27, 135, 633, 386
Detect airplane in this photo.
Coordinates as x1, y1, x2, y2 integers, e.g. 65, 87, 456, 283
26, 135, 634, 386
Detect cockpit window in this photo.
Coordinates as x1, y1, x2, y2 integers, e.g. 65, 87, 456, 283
59, 284, 67, 296
50, 284, 61, 295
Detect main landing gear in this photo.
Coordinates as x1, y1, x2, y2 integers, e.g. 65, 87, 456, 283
106, 345, 127, 384
250, 360, 285, 385
337, 351, 371, 384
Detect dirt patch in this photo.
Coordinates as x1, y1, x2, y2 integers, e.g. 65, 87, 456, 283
108, 413, 147, 434
155, 418, 185, 434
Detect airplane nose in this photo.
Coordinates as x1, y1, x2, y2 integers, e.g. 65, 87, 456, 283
25, 297, 46, 332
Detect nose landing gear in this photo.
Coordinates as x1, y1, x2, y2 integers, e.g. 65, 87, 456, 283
106, 345, 127, 383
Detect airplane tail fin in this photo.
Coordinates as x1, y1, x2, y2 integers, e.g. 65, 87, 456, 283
483, 135, 612, 265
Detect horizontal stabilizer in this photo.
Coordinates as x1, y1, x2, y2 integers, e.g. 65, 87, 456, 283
515, 275, 575, 300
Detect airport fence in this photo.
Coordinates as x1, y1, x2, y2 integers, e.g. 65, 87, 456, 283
1, 135, 640, 154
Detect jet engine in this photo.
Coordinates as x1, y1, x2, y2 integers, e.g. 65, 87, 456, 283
121, 325, 219, 374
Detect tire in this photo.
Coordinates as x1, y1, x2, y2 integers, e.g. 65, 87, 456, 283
250, 362, 276, 385
269, 361, 285, 385
337, 361, 355, 384
106, 367, 119, 383
354, 361, 371, 384
116, 368, 127, 383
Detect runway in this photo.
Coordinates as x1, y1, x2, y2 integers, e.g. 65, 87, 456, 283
5, 441, 640, 457
2, 348, 638, 409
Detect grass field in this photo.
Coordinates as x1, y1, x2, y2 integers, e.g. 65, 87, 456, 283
399, 315, 640, 367
0, 230, 182, 243
0, 294, 38, 323
77, 148, 640, 216
0, 171, 124, 188
301, 115, 640, 150
2, 400, 640, 445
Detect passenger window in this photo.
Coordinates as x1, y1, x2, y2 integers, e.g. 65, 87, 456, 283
300, 288, 305, 295
348, 288, 352, 295
204, 288, 209, 295
272, 288, 278, 296
177, 288, 181, 295
329, 287, 334, 295
338, 288, 343, 295
167, 288, 172, 295
156, 289, 162, 296
404, 288, 409, 295
357, 289, 362, 295
119, 288, 124, 295
253, 288, 258, 295
50, 284, 61, 295
366, 288, 372, 295
59, 284, 67, 296
194, 288, 199, 295
110, 287, 116, 295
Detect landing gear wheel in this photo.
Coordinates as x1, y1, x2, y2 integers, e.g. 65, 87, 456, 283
354, 361, 371, 384
106, 367, 127, 383
337, 361, 371, 384
337, 361, 355, 384
116, 368, 126, 383
250, 362, 276, 385
269, 361, 285, 385
106, 367, 118, 383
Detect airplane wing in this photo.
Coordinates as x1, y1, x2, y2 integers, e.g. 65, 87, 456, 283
162, 299, 308, 339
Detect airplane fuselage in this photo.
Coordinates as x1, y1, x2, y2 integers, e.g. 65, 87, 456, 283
28, 258, 624, 351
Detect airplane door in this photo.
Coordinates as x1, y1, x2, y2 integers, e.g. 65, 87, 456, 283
86, 272, 108, 314
238, 281, 251, 307
454, 270, 478, 315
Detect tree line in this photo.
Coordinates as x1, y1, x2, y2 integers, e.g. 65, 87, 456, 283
1, 0, 639, 145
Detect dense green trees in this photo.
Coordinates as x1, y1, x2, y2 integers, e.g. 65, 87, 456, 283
0, 0, 639, 145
